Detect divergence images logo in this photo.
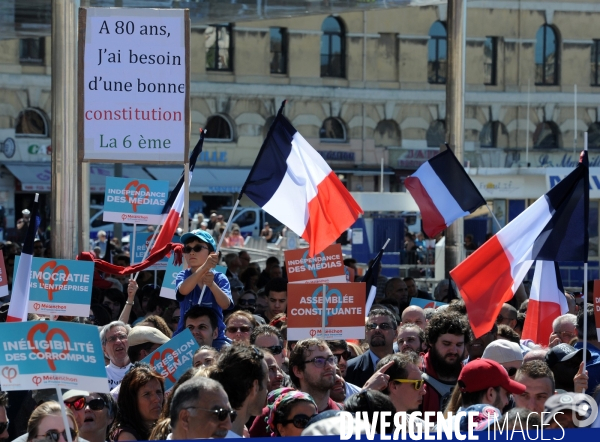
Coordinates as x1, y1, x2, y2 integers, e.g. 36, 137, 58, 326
124, 180, 150, 213
1, 366, 17, 383
310, 284, 343, 327
27, 322, 70, 371
150, 349, 180, 384
38, 260, 70, 301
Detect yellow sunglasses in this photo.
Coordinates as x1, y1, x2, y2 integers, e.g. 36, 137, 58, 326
392, 379, 424, 390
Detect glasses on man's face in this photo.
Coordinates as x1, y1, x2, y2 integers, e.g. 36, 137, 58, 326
280, 414, 316, 429
171, 315, 180, 324
260, 345, 283, 355
187, 407, 237, 422
392, 379, 425, 390
87, 398, 107, 411
506, 367, 518, 377
184, 244, 209, 254
0, 419, 9, 434
304, 356, 337, 368
227, 326, 252, 334
106, 333, 128, 344
557, 331, 576, 339
238, 298, 256, 306
65, 397, 86, 411
366, 322, 393, 331
333, 351, 352, 362
36, 428, 78, 442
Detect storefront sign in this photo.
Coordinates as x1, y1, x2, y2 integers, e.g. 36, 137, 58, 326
546, 167, 600, 198
80, 7, 189, 163
103, 177, 169, 224
0, 321, 108, 392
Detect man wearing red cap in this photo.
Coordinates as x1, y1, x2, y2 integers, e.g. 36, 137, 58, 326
437, 359, 527, 433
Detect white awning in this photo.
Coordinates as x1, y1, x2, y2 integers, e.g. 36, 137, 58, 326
146, 167, 250, 193
6, 163, 153, 192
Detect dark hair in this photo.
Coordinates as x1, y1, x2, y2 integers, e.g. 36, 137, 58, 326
496, 324, 520, 344
266, 256, 280, 268
89, 303, 112, 327
517, 360, 555, 392
376, 353, 418, 394
519, 299, 529, 314
164, 367, 202, 421
240, 267, 259, 290
264, 277, 287, 297
368, 308, 398, 330
111, 362, 165, 440
0, 391, 7, 407
184, 305, 218, 331
272, 397, 317, 436
459, 385, 500, 408
403, 277, 415, 283
102, 288, 125, 305
327, 340, 348, 353
445, 299, 467, 315
139, 315, 173, 339
577, 303, 596, 340
225, 310, 259, 328
397, 324, 426, 348
250, 324, 283, 346
209, 343, 266, 409
145, 293, 170, 315
344, 391, 396, 433
288, 338, 328, 388
127, 341, 156, 363
425, 312, 471, 346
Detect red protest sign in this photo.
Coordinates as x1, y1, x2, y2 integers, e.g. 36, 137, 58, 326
287, 282, 366, 340
284, 244, 346, 284
0, 250, 7, 298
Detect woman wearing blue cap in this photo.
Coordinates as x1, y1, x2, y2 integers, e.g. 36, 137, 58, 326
174, 229, 233, 349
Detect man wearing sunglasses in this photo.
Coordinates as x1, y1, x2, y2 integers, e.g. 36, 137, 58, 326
346, 309, 398, 388
327, 340, 361, 397
250, 325, 287, 369
170, 377, 235, 439
63, 390, 90, 429
79, 393, 115, 442
376, 353, 426, 413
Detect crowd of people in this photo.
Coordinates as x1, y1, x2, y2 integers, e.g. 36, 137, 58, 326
1, 225, 600, 441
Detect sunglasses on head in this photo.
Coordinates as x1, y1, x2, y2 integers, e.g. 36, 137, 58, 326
392, 379, 425, 390
37, 429, 78, 442
238, 298, 256, 306
184, 244, 209, 254
260, 345, 283, 355
64, 397, 86, 411
280, 414, 316, 429
227, 326, 252, 334
0, 420, 9, 434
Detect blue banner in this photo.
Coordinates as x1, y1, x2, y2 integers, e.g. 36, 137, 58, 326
14, 257, 95, 317
0, 321, 108, 392
103, 177, 169, 225
159, 254, 184, 300
141, 328, 198, 391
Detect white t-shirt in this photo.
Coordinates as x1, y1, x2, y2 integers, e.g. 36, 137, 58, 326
105, 361, 132, 390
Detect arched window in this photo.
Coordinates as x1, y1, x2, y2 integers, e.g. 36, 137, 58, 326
15, 108, 49, 137
374, 120, 401, 147
428, 22, 447, 84
535, 25, 559, 85
426, 120, 445, 147
533, 122, 560, 149
587, 123, 600, 149
321, 16, 345, 78
479, 121, 509, 148
320, 117, 346, 142
205, 115, 233, 142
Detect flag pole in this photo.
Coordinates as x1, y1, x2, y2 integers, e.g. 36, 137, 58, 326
321, 283, 327, 339
132, 224, 161, 282
184, 163, 190, 234
131, 223, 137, 276
56, 388, 74, 442
365, 238, 391, 314
526, 78, 531, 166
197, 199, 241, 305
484, 203, 503, 231
574, 84, 577, 154
583, 131, 589, 378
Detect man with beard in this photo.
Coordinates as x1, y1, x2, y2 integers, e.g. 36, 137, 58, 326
422, 312, 470, 418
436, 359, 527, 432
346, 309, 398, 387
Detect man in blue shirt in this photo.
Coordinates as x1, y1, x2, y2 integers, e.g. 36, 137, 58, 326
174, 229, 233, 349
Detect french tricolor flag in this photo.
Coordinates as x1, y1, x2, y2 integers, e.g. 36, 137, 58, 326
7, 193, 40, 322
451, 151, 588, 338
240, 102, 363, 256
405, 148, 485, 238
521, 261, 569, 346
150, 130, 204, 253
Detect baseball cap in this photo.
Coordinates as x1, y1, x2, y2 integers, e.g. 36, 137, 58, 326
128, 326, 170, 347
543, 392, 593, 424
545, 344, 591, 368
482, 340, 523, 364
63, 389, 89, 401
458, 358, 526, 395
180, 229, 217, 252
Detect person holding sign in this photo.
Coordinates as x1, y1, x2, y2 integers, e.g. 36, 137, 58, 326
174, 230, 233, 350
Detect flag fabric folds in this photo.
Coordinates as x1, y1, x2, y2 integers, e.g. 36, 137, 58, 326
240, 102, 363, 256
450, 151, 589, 338
150, 131, 205, 254
521, 261, 569, 346
362, 246, 385, 314
7, 195, 40, 322
405, 148, 485, 238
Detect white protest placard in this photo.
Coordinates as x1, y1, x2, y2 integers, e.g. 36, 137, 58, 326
79, 8, 189, 163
